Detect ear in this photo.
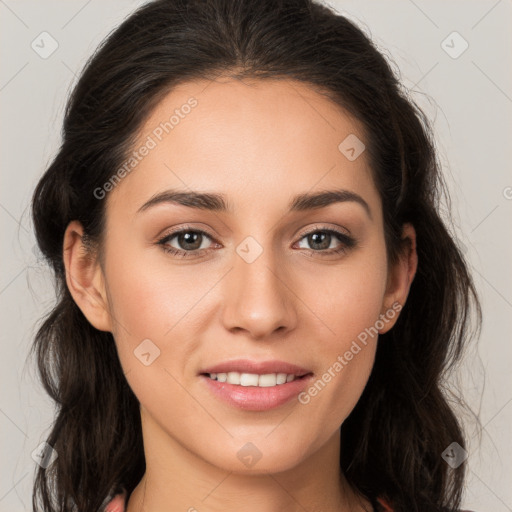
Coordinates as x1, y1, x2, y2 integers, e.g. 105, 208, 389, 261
378, 222, 418, 334
62, 220, 112, 332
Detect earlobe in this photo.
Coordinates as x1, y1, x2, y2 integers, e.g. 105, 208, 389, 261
62, 220, 112, 332
379, 222, 418, 334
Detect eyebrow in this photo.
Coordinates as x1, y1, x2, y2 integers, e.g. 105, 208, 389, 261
137, 187, 372, 219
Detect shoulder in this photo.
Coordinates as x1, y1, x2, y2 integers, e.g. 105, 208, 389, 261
377, 497, 478, 512
103, 489, 127, 512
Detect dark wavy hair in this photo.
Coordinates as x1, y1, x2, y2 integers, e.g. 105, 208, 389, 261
30, 1, 482, 511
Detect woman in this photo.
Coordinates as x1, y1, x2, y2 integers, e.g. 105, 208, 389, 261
30, 0, 482, 511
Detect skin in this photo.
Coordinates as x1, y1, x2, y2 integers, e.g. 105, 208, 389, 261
63, 77, 417, 512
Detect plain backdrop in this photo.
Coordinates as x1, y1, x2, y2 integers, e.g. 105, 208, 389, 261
1, 1, 511, 511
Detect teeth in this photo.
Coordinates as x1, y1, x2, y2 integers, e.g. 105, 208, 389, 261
276, 373, 287, 385
240, 373, 259, 386
207, 372, 298, 387
226, 372, 240, 385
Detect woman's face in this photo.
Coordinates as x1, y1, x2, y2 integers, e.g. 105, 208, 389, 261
68, 77, 414, 475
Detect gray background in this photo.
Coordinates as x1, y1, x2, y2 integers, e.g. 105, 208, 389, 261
1, 1, 511, 510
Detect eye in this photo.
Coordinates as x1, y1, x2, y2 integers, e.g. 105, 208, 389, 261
295, 228, 356, 256
156, 225, 356, 259
157, 228, 216, 258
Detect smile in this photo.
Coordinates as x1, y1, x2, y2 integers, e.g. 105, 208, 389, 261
205, 372, 300, 387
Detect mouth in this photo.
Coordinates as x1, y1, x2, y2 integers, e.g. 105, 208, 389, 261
198, 359, 314, 411
199, 358, 313, 387
200, 371, 312, 387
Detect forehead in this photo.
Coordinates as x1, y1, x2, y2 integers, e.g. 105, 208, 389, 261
105, 77, 379, 220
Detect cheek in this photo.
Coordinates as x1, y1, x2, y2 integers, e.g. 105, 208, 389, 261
105, 259, 211, 424
299, 237, 388, 351
105, 244, 210, 332
103, 244, 214, 378
294, 241, 387, 420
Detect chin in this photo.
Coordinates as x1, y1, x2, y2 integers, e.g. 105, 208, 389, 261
199, 434, 313, 475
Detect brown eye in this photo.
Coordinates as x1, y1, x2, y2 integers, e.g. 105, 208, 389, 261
157, 229, 216, 258
296, 228, 356, 256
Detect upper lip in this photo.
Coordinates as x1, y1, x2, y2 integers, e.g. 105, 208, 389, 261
200, 359, 312, 376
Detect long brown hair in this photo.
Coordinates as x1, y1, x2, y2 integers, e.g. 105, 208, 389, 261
30, 1, 482, 511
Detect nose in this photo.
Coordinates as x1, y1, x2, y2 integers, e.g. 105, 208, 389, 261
220, 240, 298, 340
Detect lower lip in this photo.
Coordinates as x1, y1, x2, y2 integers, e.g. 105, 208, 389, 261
200, 374, 313, 411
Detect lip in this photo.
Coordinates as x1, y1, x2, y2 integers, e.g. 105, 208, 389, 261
200, 359, 312, 376
199, 359, 314, 411
200, 373, 314, 411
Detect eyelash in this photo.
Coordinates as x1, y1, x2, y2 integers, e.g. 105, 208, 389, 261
156, 225, 356, 259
